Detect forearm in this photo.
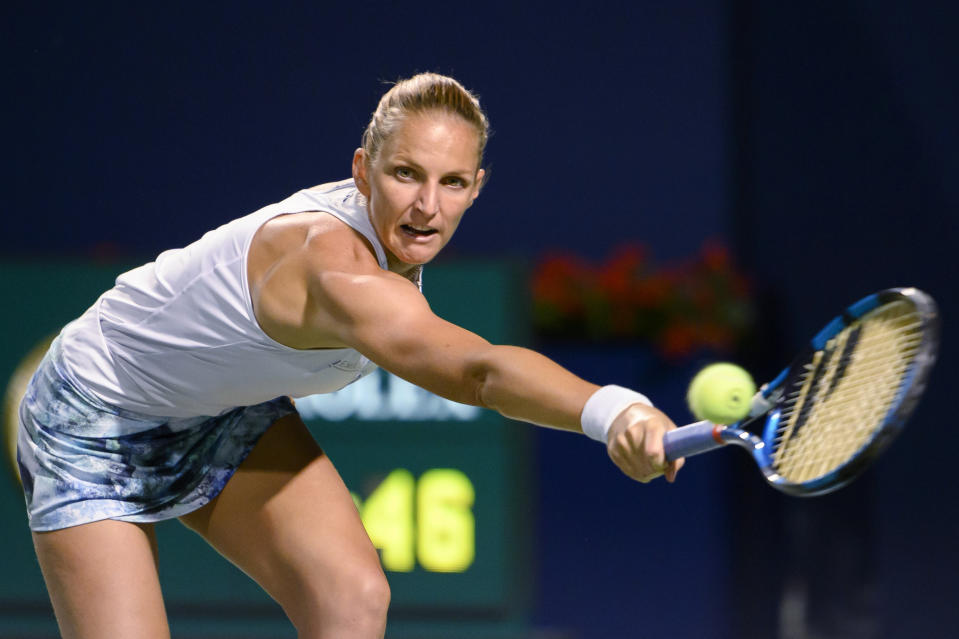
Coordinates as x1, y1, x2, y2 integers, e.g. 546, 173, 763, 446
312, 273, 609, 433
469, 345, 600, 432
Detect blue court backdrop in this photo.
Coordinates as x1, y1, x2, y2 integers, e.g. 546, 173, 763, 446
3, 1, 957, 638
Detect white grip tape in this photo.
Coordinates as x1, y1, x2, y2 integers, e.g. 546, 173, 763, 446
581, 385, 653, 443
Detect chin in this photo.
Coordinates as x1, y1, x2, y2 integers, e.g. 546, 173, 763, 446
387, 247, 438, 271
402, 252, 438, 266
392, 242, 444, 266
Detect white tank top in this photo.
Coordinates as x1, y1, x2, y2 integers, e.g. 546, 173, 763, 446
59, 179, 407, 418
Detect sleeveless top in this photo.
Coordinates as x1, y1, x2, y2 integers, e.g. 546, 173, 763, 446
58, 179, 407, 420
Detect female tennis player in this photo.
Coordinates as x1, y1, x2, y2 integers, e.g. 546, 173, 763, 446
18, 73, 683, 638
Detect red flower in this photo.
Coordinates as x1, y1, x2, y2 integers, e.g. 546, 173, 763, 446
530, 240, 754, 361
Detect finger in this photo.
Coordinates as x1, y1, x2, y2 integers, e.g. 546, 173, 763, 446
644, 420, 667, 468
609, 438, 643, 480
636, 467, 659, 483
624, 422, 643, 451
664, 458, 684, 483
608, 445, 626, 469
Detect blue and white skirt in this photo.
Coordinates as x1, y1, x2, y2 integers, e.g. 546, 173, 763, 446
17, 338, 296, 532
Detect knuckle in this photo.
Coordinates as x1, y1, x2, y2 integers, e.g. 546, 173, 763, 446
608, 448, 624, 465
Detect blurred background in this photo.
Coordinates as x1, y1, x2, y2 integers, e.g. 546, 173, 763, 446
2, 1, 957, 637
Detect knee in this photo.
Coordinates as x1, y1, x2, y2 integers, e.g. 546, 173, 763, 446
292, 562, 391, 636
344, 568, 391, 623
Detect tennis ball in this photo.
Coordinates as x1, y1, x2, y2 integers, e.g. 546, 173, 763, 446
687, 363, 756, 424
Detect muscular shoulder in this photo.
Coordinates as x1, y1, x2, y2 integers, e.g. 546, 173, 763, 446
252, 211, 377, 275
248, 211, 419, 349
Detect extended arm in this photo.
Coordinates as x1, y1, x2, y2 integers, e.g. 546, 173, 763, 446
319, 269, 595, 430
314, 269, 684, 482
248, 217, 683, 483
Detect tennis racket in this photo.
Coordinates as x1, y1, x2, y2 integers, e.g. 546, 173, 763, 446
662, 287, 939, 496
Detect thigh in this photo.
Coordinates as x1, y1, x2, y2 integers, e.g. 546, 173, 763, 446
178, 412, 387, 633
32, 520, 169, 639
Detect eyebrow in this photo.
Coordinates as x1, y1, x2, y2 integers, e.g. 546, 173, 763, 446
391, 154, 475, 178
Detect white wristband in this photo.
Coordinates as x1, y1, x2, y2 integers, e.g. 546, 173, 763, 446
581, 385, 654, 443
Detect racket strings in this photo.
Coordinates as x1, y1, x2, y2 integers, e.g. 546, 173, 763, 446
771, 301, 922, 483
775, 311, 917, 476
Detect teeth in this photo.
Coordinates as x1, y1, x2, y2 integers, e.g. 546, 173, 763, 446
403, 224, 434, 234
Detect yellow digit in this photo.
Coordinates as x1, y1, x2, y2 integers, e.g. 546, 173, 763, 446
417, 469, 475, 572
360, 469, 415, 572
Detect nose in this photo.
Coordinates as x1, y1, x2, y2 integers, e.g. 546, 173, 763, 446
415, 181, 440, 218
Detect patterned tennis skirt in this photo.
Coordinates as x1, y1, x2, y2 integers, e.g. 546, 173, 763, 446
17, 338, 296, 532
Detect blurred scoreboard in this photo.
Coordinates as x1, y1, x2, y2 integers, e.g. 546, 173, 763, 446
0, 260, 533, 638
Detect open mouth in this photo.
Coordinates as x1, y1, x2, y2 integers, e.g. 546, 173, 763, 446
401, 224, 438, 238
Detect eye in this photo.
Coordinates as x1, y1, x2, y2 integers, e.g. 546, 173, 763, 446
443, 176, 467, 188
394, 166, 415, 180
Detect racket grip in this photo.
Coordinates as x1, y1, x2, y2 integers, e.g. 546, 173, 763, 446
663, 420, 725, 461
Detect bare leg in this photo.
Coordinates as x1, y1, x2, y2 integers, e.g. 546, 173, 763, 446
179, 412, 389, 638
32, 520, 169, 639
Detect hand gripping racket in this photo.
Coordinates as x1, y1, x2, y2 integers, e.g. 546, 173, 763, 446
662, 287, 939, 496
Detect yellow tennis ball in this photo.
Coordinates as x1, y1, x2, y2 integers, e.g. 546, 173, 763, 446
687, 363, 756, 424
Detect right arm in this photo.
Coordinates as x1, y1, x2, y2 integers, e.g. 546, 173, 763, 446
318, 270, 596, 431
315, 266, 684, 483
249, 217, 682, 482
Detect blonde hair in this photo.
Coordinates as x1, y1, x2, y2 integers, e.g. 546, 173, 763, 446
361, 73, 490, 169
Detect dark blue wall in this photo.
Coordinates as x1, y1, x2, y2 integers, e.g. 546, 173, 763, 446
4, 1, 726, 263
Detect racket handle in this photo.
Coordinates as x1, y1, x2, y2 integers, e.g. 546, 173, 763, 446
663, 420, 725, 461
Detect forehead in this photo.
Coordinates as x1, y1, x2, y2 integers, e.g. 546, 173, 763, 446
380, 111, 481, 169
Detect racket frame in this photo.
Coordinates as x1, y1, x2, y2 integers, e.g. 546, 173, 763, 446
663, 287, 939, 496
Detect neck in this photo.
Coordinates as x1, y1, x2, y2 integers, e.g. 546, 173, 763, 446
386, 253, 423, 283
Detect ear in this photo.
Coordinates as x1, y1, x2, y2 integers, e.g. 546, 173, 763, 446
352, 148, 371, 197
469, 168, 486, 204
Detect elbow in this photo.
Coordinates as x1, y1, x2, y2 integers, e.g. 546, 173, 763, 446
464, 354, 495, 409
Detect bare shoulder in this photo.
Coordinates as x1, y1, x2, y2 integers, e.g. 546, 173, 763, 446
248, 211, 419, 349
252, 212, 370, 271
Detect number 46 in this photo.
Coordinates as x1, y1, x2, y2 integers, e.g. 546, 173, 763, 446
354, 468, 475, 573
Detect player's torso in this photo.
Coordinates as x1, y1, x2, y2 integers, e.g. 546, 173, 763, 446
58, 180, 386, 419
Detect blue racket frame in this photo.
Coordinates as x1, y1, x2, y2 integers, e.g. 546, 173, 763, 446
662, 287, 939, 496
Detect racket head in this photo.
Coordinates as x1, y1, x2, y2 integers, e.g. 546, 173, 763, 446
737, 287, 939, 496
